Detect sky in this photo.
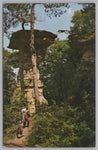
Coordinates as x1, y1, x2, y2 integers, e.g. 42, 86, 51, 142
3, 3, 83, 49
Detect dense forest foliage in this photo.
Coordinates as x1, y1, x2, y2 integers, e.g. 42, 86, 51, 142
3, 3, 95, 147
29, 39, 95, 147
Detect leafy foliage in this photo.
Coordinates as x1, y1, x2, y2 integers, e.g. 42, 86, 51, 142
3, 49, 16, 105
37, 34, 95, 147
39, 39, 76, 105
44, 3, 70, 18
68, 60, 95, 131
3, 92, 28, 129
3, 4, 31, 32
3, 3, 70, 33
8, 51, 19, 68
28, 104, 95, 147
70, 3, 95, 34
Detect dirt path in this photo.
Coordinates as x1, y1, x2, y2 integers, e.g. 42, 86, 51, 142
3, 118, 33, 147
3, 117, 42, 148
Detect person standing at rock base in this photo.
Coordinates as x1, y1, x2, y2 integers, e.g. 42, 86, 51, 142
22, 109, 29, 128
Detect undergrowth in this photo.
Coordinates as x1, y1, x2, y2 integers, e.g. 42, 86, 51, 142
28, 103, 95, 147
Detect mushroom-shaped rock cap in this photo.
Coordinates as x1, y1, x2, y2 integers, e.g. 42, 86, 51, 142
8, 30, 57, 52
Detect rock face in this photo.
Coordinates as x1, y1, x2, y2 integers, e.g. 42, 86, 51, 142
8, 29, 57, 64
16, 50, 48, 113
9, 30, 57, 114
68, 33, 95, 62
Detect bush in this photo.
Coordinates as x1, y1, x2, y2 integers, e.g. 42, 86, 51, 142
3, 93, 28, 129
28, 103, 95, 147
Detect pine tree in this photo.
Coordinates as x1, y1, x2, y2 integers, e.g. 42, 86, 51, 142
30, 4, 40, 105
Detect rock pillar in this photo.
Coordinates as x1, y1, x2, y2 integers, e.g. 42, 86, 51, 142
16, 49, 48, 114
8, 29, 57, 114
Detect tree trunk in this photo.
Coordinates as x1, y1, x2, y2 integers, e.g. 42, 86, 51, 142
30, 4, 40, 106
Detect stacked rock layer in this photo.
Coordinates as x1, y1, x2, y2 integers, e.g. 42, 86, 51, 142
9, 30, 57, 113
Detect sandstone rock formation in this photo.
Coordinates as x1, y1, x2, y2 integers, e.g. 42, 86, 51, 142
8, 29, 57, 114
68, 33, 95, 62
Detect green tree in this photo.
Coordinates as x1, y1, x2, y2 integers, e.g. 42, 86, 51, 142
3, 92, 28, 129
8, 51, 19, 68
70, 3, 95, 34
69, 60, 95, 129
3, 49, 16, 105
3, 4, 31, 33
39, 39, 76, 105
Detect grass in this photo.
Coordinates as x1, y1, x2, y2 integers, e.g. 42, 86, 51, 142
3, 124, 17, 143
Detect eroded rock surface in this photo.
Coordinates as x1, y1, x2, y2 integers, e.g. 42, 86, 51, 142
9, 30, 56, 113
